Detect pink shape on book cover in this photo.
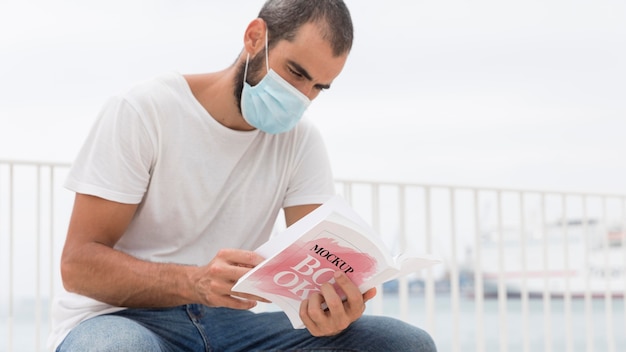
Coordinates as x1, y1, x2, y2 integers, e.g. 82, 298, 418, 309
250, 236, 378, 301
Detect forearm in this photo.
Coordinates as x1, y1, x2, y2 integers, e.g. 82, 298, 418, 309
61, 242, 199, 308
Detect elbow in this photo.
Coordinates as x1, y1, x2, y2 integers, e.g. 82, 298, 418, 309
60, 251, 82, 294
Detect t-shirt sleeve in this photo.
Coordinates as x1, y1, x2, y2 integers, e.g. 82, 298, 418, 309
64, 96, 155, 204
282, 120, 336, 208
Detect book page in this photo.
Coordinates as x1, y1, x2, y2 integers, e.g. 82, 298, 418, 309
367, 252, 442, 286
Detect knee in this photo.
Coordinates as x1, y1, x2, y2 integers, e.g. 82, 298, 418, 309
351, 316, 437, 352
57, 315, 162, 352
405, 325, 437, 352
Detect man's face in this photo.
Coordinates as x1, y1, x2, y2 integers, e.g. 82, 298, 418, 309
235, 22, 349, 107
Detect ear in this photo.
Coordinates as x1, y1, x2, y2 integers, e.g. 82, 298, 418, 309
243, 18, 267, 57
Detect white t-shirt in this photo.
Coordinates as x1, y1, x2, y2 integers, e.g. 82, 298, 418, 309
48, 72, 335, 350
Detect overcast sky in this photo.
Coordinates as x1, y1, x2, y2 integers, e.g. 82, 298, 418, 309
1, 0, 625, 194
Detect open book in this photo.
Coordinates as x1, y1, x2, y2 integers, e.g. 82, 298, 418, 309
232, 195, 440, 329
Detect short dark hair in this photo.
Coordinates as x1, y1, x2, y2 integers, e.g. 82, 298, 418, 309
258, 0, 354, 56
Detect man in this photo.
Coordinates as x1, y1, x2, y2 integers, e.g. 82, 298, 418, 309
49, 0, 437, 350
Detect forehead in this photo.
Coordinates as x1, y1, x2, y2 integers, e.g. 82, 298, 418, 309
270, 22, 349, 82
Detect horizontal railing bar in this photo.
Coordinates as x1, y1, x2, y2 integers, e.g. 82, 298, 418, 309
336, 179, 626, 199
0, 159, 71, 168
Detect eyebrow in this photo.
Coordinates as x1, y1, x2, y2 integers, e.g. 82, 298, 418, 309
288, 60, 332, 90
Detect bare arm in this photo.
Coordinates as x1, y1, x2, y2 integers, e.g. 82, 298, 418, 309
283, 203, 321, 227
60, 193, 265, 309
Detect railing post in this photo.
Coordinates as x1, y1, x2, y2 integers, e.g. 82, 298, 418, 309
36, 165, 42, 352
473, 189, 485, 352
496, 190, 508, 352
423, 186, 436, 336
541, 192, 552, 352
562, 194, 573, 352
519, 192, 530, 352
449, 188, 460, 352
602, 197, 616, 352
582, 195, 594, 352
8, 163, 14, 352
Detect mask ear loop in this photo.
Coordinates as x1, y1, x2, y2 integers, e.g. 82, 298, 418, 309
243, 54, 250, 82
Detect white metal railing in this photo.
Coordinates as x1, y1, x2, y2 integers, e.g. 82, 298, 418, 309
0, 160, 72, 352
335, 180, 626, 352
1, 160, 625, 351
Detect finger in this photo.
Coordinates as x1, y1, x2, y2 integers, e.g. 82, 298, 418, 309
332, 272, 364, 311
362, 287, 377, 303
299, 299, 318, 330
207, 260, 251, 283
318, 282, 351, 332
215, 295, 258, 310
217, 248, 265, 267
300, 295, 326, 336
305, 291, 329, 321
198, 277, 268, 309
231, 290, 272, 303
319, 280, 345, 314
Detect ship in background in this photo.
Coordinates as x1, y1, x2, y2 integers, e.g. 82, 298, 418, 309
461, 218, 626, 298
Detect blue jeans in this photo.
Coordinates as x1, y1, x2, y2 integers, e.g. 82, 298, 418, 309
57, 304, 437, 351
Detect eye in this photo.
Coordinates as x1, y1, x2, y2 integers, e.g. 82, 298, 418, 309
287, 66, 304, 78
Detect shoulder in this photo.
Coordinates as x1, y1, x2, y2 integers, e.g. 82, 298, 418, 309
102, 72, 197, 126
92, 72, 193, 139
122, 72, 189, 104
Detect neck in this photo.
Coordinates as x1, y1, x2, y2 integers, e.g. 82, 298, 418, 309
184, 64, 254, 131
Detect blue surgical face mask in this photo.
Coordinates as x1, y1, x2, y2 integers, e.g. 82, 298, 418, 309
240, 30, 311, 134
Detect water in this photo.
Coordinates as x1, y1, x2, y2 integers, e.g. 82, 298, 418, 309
2, 294, 624, 351
375, 293, 625, 352
0, 297, 51, 352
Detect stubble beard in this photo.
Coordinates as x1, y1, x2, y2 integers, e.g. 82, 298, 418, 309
233, 49, 267, 115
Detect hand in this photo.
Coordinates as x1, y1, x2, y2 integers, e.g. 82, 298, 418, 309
191, 248, 268, 309
299, 271, 377, 336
